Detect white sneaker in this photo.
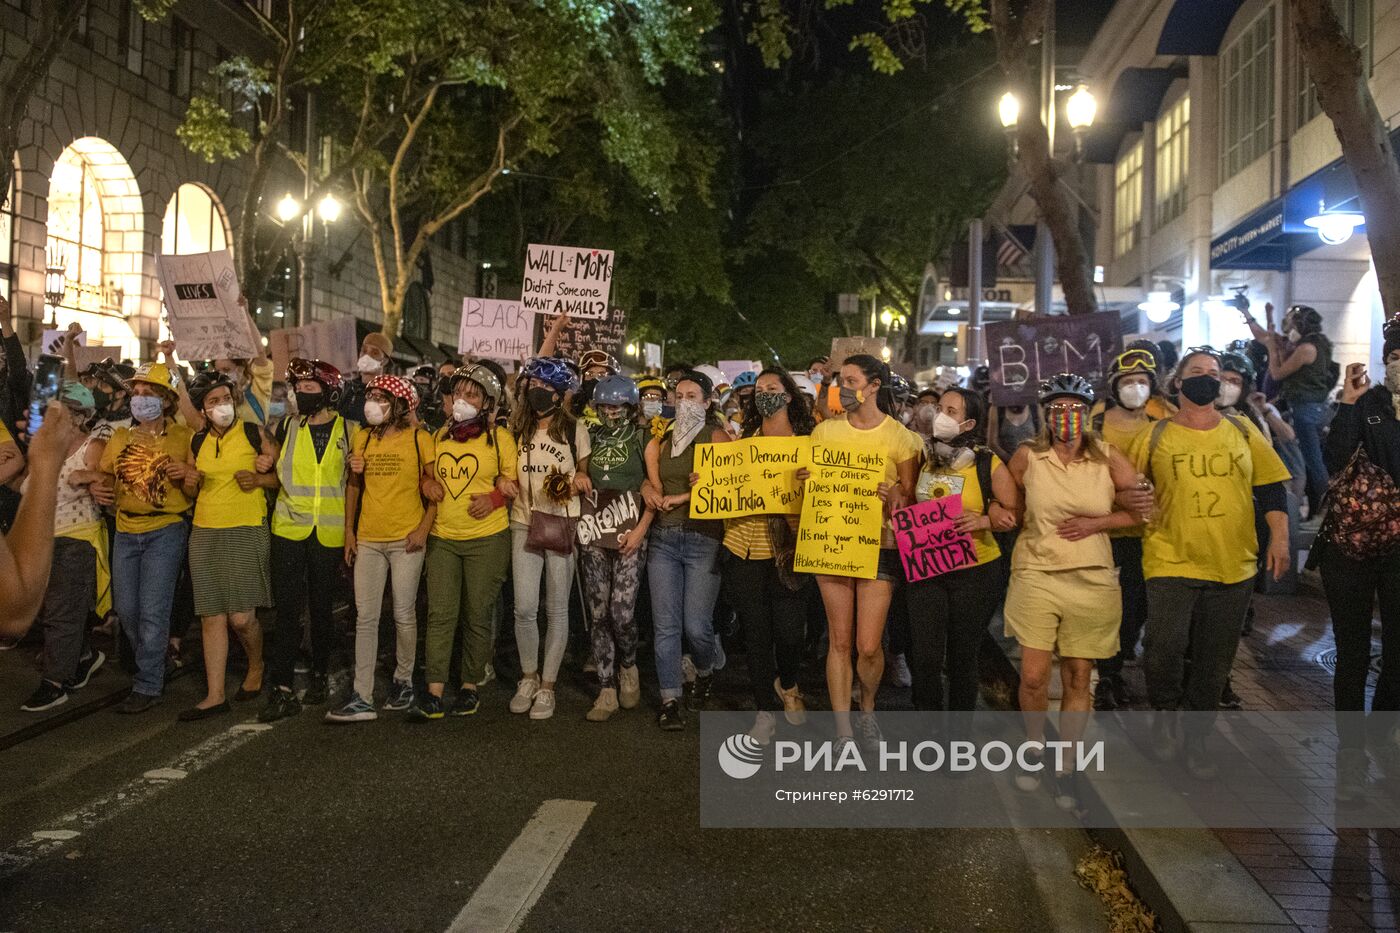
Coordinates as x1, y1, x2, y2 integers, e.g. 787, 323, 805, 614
510, 677, 539, 714
619, 666, 641, 709
480, 663, 496, 686
529, 688, 556, 720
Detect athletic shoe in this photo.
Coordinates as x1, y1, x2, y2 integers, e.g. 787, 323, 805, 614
618, 666, 641, 709
1093, 678, 1119, 711
509, 677, 540, 714
325, 694, 378, 723
883, 653, 912, 688
480, 663, 496, 686
658, 699, 684, 731
302, 673, 329, 706
1219, 683, 1243, 711
856, 712, 882, 754
258, 688, 302, 723
774, 678, 806, 726
451, 687, 480, 717
69, 650, 106, 690
21, 681, 69, 712
681, 654, 697, 684
1014, 749, 1043, 792
529, 688, 556, 720
586, 688, 618, 722
1151, 710, 1182, 762
1184, 735, 1219, 781
384, 680, 414, 711
1051, 771, 1082, 811
115, 692, 160, 714
1110, 676, 1132, 708
408, 693, 445, 721
1336, 748, 1369, 804
687, 674, 713, 712
582, 658, 597, 675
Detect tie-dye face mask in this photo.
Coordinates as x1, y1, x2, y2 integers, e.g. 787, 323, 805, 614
1048, 406, 1085, 443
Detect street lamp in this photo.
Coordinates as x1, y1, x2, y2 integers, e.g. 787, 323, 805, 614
276, 193, 302, 223
44, 262, 66, 327
316, 193, 342, 223
1065, 84, 1096, 159
1138, 288, 1181, 325
879, 309, 894, 327
1304, 201, 1365, 246
625, 341, 638, 357
998, 91, 1020, 130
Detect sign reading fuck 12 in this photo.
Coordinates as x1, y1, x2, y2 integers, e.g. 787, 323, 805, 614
794, 443, 886, 579
521, 243, 614, 320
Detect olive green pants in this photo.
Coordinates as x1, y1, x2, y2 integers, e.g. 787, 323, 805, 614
424, 531, 511, 686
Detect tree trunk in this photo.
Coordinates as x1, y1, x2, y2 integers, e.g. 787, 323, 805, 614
1292, 0, 1400, 319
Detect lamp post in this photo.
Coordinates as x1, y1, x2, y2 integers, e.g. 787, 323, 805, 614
274, 190, 341, 327
44, 262, 66, 328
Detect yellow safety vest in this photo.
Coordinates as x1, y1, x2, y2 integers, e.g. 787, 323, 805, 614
272, 415, 350, 547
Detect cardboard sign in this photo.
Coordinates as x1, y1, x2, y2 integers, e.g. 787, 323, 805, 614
986, 311, 1123, 406
156, 250, 256, 361
535, 306, 627, 360
75, 345, 120, 370
689, 436, 808, 519
794, 443, 886, 579
39, 329, 84, 357
829, 336, 886, 367
891, 495, 976, 582
458, 297, 531, 362
269, 317, 358, 378
576, 489, 642, 549
716, 360, 760, 385
521, 243, 614, 320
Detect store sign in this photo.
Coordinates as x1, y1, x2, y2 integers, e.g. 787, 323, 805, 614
1210, 201, 1287, 269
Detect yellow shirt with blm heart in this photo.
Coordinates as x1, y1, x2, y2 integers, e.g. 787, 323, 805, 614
431, 426, 517, 541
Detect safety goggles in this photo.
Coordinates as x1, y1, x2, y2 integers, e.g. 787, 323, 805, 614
286, 357, 318, 381
1113, 348, 1157, 371
1183, 345, 1222, 360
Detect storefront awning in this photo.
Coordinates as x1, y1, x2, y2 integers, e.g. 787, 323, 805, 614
1158, 0, 1245, 55
1084, 66, 1187, 165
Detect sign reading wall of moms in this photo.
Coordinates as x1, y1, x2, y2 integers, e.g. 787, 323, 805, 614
458, 297, 532, 362
521, 243, 614, 319
156, 250, 258, 361
689, 436, 808, 520
985, 311, 1123, 407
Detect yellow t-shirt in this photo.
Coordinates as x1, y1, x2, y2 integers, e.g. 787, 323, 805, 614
1128, 416, 1291, 584
100, 422, 195, 534
914, 453, 1003, 567
193, 421, 267, 529
1097, 414, 1152, 540
810, 413, 923, 548
0, 419, 12, 445
353, 426, 435, 542
431, 426, 518, 541
237, 358, 275, 426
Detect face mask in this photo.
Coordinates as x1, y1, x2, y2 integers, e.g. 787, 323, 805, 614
1179, 374, 1222, 407
754, 391, 788, 418
130, 395, 164, 423
1288, 328, 1303, 344
931, 411, 966, 442
838, 387, 863, 413
295, 390, 325, 415
641, 399, 663, 419
268, 400, 288, 419
357, 354, 383, 375
676, 399, 707, 422
208, 403, 236, 428
1117, 383, 1150, 411
1217, 383, 1242, 408
1048, 408, 1085, 443
452, 399, 479, 423
527, 386, 560, 416
92, 387, 112, 412
898, 409, 912, 425
363, 400, 388, 426
1385, 360, 1400, 394
808, 370, 824, 385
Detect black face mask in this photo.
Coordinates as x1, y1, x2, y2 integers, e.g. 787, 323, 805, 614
1179, 375, 1221, 407
527, 386, 560, 416
296, 390, 326, 415
91, 387, 112, 413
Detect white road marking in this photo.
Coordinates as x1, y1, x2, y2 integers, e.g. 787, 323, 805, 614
446, 799, 595, 933
30, 830, 80, 842
142, 767, 187, 781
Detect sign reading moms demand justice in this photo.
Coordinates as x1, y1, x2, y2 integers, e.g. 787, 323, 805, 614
156, 250, 257, 361
521, 243, 614, 320
459, 297, 532, 362
891, 495, 976, 583
794, 443, 885, 579
534, 306, 627, 360
689, 436, 808, 520
985, 311, 1123, 407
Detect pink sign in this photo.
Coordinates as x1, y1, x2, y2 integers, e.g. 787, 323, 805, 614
891, 495, 976, 582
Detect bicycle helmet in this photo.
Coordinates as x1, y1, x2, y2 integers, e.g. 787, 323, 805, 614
187, 370, 238, 410
593, 373, 640, 407
1108, 347, 1159, 387
521, 356, 580, 394
368, 374, 419, 410
635, 375, 666, 398
578, 349, 619, 376
1286, 304, 1323, 336
1038, 372, 1095, 406
449, 362, 504, 409
970, 365, 991, 394
731, 371, 758, 390
1220, 351, 1256, 386
888, 372, 915, 405
790, 372, 818, 399
286, 358, 345, 408
1382, 312, 1400, 359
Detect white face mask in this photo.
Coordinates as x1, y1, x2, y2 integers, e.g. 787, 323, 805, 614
931, 411, 964, 442
898, 409, 913, 425
641, 399, 663, 419
1116, 383, 1150, 411
363, 400, 388, 426
1288, 328, 1303, 344
357, 354, 383, 375
1385, 359, 1400, 394
1217, 383, 1242, 408
208, 403, 236, 428
452, 399, 479, 422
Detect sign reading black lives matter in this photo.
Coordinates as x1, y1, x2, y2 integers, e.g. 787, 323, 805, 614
985, 311, 1123, 407
156, 250, 258, 361
521, 243, 614, 320
534, 306, 627, 359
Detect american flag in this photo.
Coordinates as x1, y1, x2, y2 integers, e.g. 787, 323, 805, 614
996, 228, 1030, 268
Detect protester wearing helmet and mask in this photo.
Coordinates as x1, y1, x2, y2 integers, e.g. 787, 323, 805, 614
339, 332, 395, 424
635, 375, 669, 439
1004, 373, 1142, 802
178, 371, 278, 722
578, 373, 655, 721
572, 349, 619, 423
412, 363, 516, 720
1125, 349, 1291, 778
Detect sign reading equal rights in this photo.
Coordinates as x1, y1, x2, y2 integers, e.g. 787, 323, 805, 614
793, 443, 885, 579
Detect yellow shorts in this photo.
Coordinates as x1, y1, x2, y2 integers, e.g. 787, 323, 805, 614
1003, 566, 1122, 659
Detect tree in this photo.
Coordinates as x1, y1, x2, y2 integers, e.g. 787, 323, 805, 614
1291, 0, 1400, 319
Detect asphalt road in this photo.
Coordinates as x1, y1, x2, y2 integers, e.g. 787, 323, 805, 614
0, 640, 1107, 933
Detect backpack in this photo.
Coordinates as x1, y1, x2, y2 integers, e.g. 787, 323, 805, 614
191, 421, 262, 460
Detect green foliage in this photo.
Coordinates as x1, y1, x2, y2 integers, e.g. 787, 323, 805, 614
176, 96, 251, 163
133, 0, 179, 19
848, 33, 903, 74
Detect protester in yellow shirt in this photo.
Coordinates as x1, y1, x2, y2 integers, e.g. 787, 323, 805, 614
1124, 348, 1291, 778
412, 363, 517, 720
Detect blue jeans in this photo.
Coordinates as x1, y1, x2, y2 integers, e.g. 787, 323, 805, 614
1290, 400, 1332, 513
113, 520, 189, 697
648, 525, 723, 702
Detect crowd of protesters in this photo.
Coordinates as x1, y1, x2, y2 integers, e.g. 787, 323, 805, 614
2, 291, 1398, 806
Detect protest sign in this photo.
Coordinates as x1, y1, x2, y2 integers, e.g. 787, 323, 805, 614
986, 311, 1123, 406
794, 443, 885, 579
40, 329, 84, 357
829, 336, 886, 366
75, 345, 120, 370
689, 436, 808, 520
576, 489, 642, 549
269, 317, 358, 377
521, 243, 614, 320
156, 250, 256, 361
458, 297, 531, 362
716, 360, 760, 385
891, 496, 976, 583
535, 306, 627, 360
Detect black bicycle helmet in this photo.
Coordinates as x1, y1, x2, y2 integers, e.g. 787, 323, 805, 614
970, 365, 992, 394
1037, 372, 1095, 406
1220, 351, 1256, 386
888, 373, 915, 405
187, 370, 238, 410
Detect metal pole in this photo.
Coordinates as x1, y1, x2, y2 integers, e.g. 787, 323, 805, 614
297, 90, 316, 327
1034, 0, 1056, 316
968, 218, 983, 364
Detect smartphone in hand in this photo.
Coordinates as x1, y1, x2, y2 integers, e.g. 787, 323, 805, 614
26, 354, 64, 435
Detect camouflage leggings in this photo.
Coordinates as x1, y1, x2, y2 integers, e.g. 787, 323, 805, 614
580, 541, 648, 688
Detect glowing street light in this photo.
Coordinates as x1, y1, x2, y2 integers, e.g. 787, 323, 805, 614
1304, 202, 1365, 246
316, 193, 342, 223
1065, 84, 1097, 130
998, 91, 1020, 129
276, 193, 302, 223
1138, 289, 1180, 325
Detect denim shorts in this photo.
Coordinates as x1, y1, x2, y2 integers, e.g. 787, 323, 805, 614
876, 547, 901, 582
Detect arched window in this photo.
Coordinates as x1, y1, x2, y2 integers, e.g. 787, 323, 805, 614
47, 146, 110, 311
162, 183, 230, 255
0, 174, 13, 302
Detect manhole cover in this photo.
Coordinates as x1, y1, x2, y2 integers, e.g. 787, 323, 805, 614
1314, 648, 1381, 676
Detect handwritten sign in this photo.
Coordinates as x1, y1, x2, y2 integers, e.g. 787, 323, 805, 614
40, 329, 84, 356
830, 336, 886, 367
892, 496, 975, 582
75, 345, 120, 370
986, 311, 1123, 406
717, 360, 760, 385
156, 250, 256, 361
794, 443, 885, 579
521, 243, 614, 320
535, 306, 627, 360
576, 489, 642, 549
690, 436, 808, 519
269, 317, 358, 378
459, 297, 531, 361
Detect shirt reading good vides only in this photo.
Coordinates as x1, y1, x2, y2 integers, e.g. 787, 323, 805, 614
431, 426, 517, 541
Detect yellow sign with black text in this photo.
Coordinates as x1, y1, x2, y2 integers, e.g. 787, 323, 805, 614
793, 443, 886, 579
689, 436, 809, 519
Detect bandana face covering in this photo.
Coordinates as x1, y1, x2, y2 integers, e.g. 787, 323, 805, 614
1048, 407, 1085, 443
754, 391, 788, 419
670, 399, 707, 456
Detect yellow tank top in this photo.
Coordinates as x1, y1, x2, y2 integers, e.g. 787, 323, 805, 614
193, 421, 267, 529
1012, 443, 1115, 571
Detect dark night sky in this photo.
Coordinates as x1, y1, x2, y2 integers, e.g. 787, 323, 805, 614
1059, 0, 1118, 48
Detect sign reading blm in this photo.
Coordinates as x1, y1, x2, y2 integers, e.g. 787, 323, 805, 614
986, 311, 1123, 406
521, 243, 614, 320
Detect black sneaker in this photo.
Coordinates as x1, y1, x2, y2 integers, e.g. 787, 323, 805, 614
1110, 676, 1132, 708
1219, 683, 1243, 711
116, 692, 160, 715
451, 687, 480, 717
658, 699, 684, 731
69, 650, 106, 690
409, 693, 446, 721
303, 673, 329, 706
687, 674, 713, 712
1093, 679, 1118, 711
257, 687, 302, 724
21, 681, 69, 712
